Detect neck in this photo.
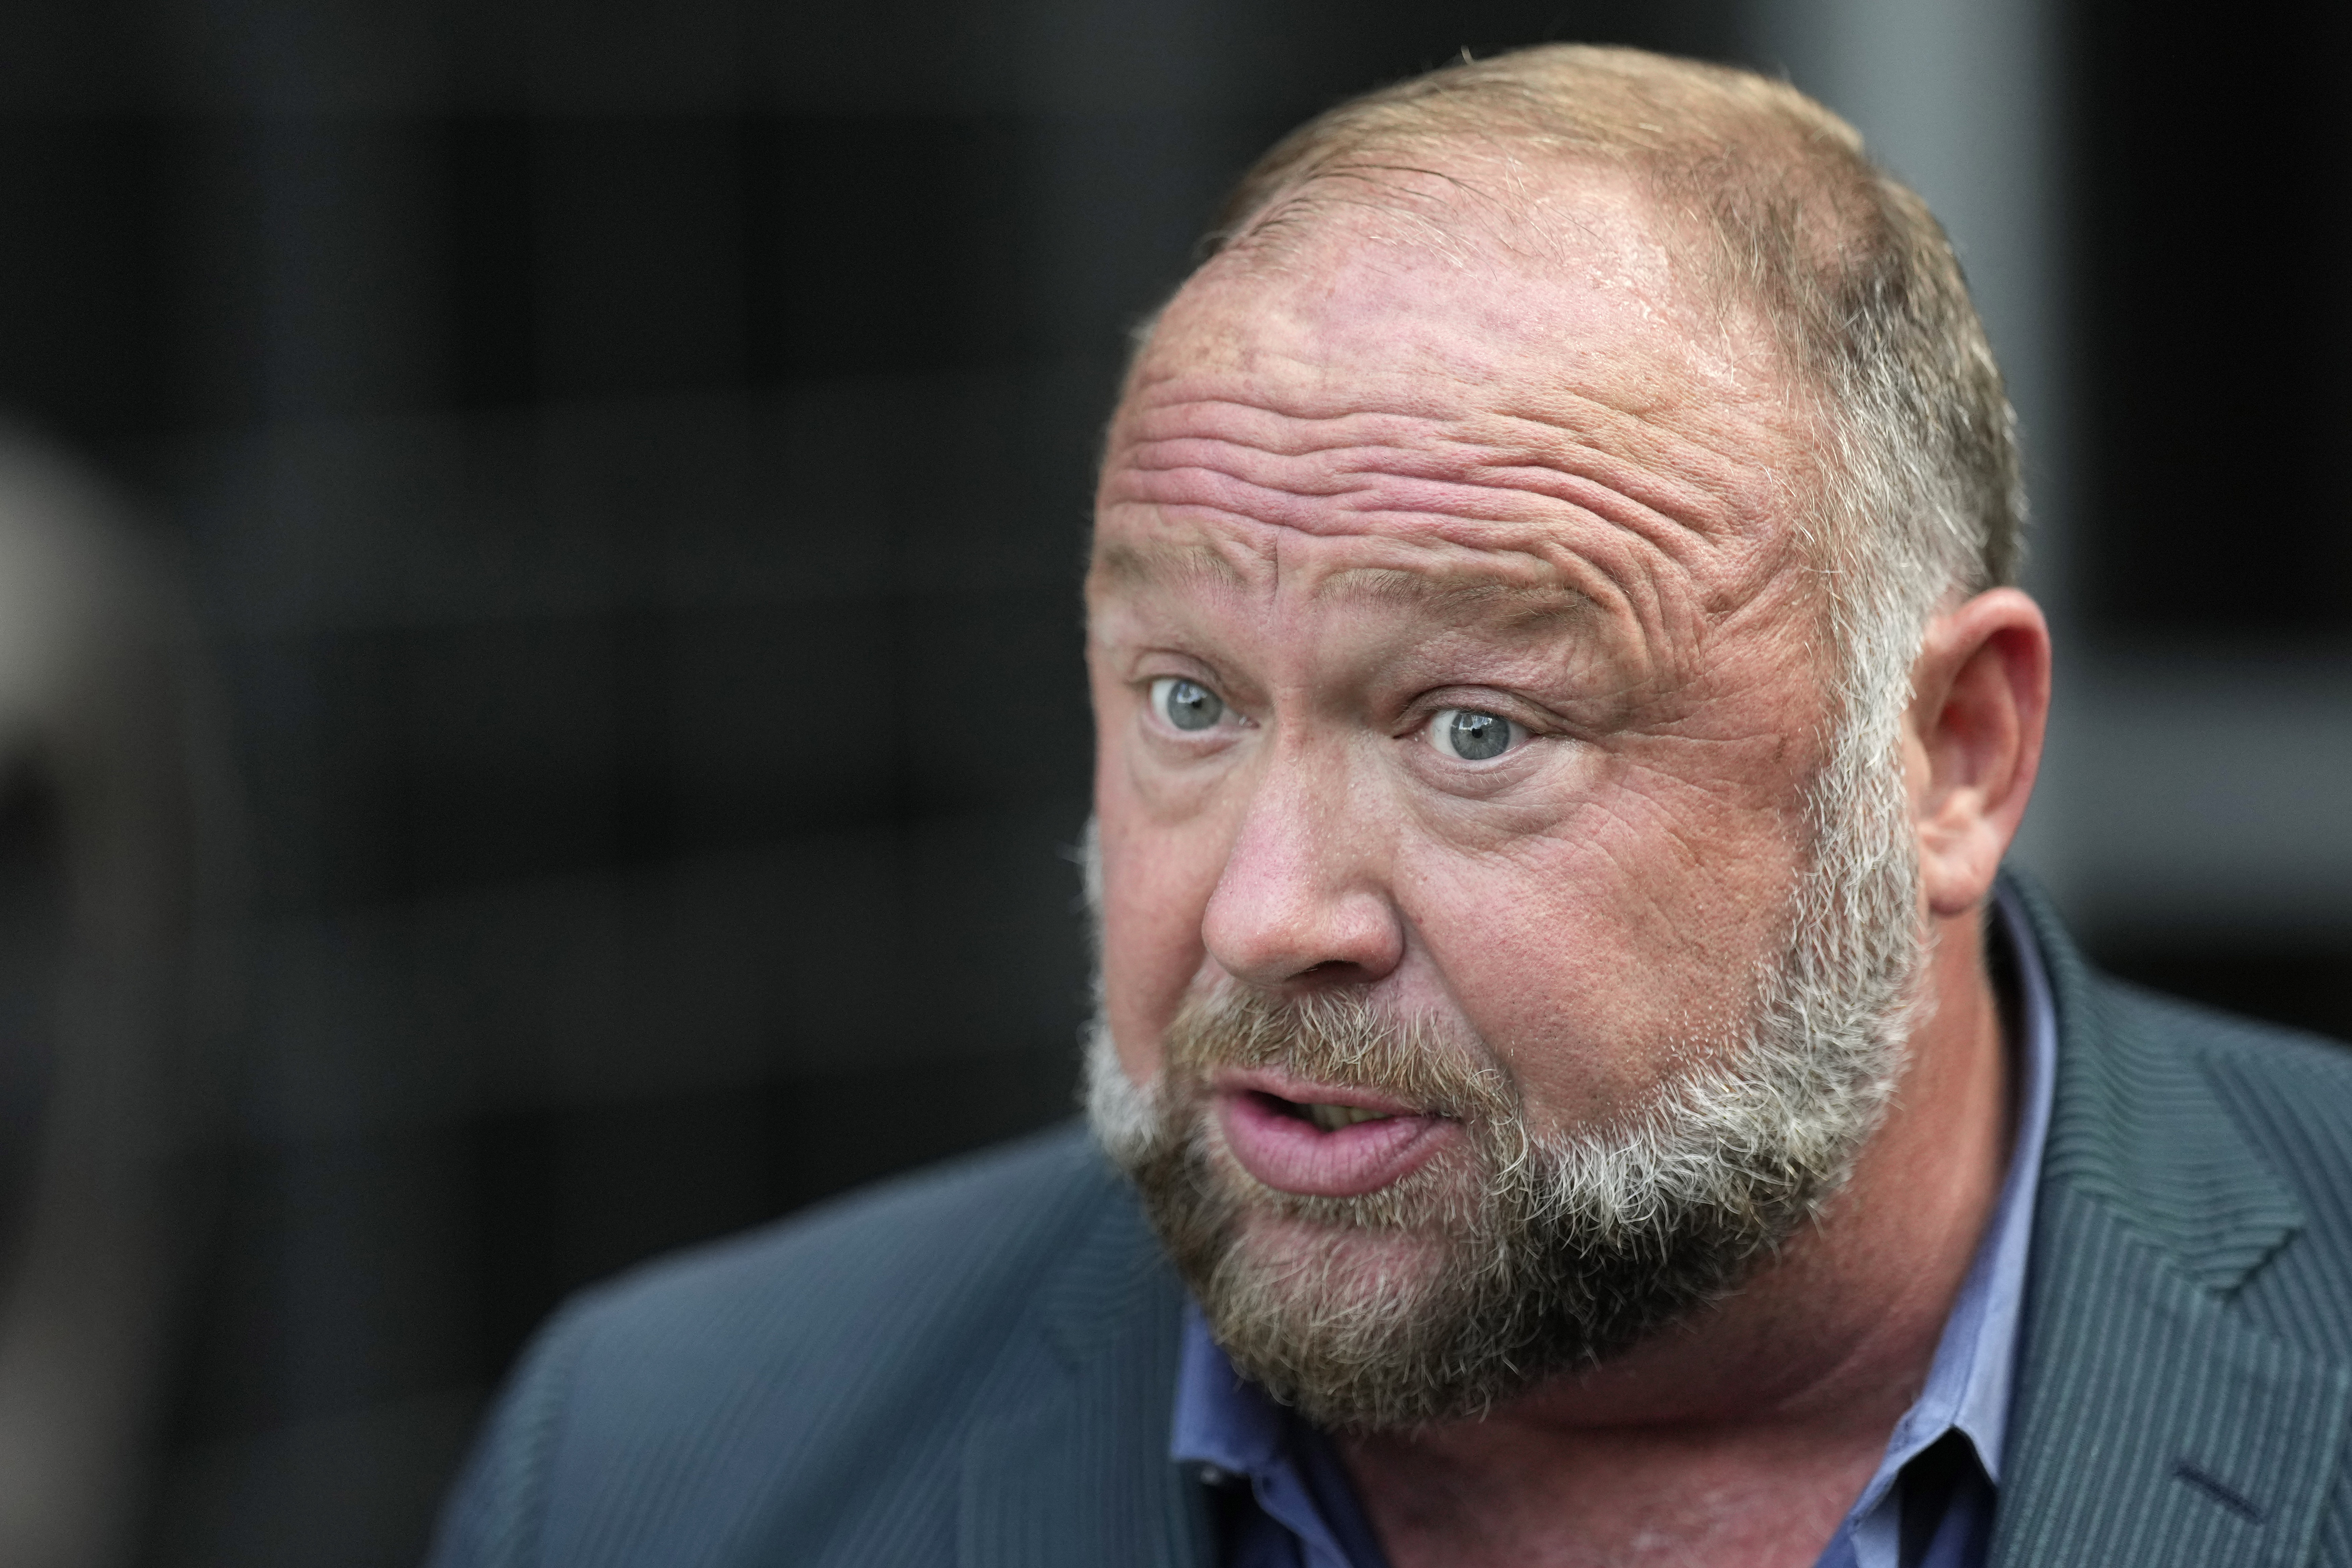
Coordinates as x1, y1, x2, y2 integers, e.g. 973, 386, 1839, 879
1342, 902, 2015, 1563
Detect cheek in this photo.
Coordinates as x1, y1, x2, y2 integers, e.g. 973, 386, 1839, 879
1402, 772, 1809, 1124
1092, 763, 1230, 1082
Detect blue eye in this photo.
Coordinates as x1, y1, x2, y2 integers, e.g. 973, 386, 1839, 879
1427, 708, 1519, 761
1150, 677, 1226, 731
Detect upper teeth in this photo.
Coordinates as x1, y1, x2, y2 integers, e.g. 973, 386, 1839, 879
1306, 1103, 1391, 1132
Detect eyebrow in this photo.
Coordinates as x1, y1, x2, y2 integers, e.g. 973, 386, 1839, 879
1090, 537, 1242, 593
1089, 539, 1591, 630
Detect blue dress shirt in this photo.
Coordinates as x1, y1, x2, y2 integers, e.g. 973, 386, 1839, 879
1172, 887, 2059, 1568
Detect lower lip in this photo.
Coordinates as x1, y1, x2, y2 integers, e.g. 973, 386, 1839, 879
1216, 1091, 1451, 1197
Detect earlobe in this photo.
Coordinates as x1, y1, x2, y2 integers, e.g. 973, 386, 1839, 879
1909, 589, 2052, 917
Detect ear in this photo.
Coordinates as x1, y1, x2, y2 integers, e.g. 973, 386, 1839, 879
1904, 588, 2052, 917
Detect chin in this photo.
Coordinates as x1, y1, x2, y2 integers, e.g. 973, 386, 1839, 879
1191, 1121, 1488, 1317
1227, 1209, 1459, 1302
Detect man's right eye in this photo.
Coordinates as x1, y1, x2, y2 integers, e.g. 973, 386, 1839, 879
1149, 677, 1226, 731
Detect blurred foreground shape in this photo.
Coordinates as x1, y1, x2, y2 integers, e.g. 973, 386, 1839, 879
0, 430, 238, 1568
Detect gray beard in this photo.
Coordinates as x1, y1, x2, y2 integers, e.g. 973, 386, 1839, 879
1082, 721, 1930, 1432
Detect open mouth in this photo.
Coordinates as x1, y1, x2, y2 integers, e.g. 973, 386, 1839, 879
1215, 1079, 1453, 1197
1253, 1092, 1398, 1133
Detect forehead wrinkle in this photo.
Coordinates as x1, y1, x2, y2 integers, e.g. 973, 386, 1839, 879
1103, 438, 1758, 661
1091, 511, 1634, 664
1099, 173, 1805, 695
1111, 426, 1717, 541
1114, 373, 1778, 565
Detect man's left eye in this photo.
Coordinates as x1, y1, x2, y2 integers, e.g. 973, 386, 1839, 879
1426, 708, 1522, 762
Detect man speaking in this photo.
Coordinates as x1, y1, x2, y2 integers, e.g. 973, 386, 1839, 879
431, 45, 2352, 1568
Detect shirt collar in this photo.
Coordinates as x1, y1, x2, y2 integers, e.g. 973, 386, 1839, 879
1865, 882, 2056, 1492
1173, 1304, 1283, 1481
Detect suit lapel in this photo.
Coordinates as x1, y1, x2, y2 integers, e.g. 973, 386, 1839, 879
958, 1168, 1214, 1568
1990, 1180, 2348, 1565
1990, 880, 2352, 1566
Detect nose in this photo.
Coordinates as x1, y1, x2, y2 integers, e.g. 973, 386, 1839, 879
1200, 748, 1404, 990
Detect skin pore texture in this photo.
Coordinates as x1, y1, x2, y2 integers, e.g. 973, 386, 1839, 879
1084, 150, 2052, 1568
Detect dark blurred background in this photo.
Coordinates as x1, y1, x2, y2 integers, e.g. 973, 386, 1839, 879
0, 0, 2342, 1562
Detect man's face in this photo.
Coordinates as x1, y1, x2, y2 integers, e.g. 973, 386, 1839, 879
1083, 166, 1917, 1424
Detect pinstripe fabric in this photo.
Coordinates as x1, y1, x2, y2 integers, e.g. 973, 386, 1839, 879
430, 877, 2352, 1567
957, 1202, 1210, 1568
430, 1125, 1212, 1568
432, 1296, 594, 1567
1990, 881, 2352, 1566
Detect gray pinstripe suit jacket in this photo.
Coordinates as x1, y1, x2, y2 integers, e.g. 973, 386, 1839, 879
429, 882, 2352, 1566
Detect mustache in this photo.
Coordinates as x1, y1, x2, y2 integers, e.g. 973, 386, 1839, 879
1161, 985, 1520, 1125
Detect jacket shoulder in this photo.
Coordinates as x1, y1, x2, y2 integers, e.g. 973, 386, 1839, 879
2097, 975, 2352, 1148
570, 1117, 1118, 1365
430, 1120, 1137, 1567
2099, 974, 2352, 1066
